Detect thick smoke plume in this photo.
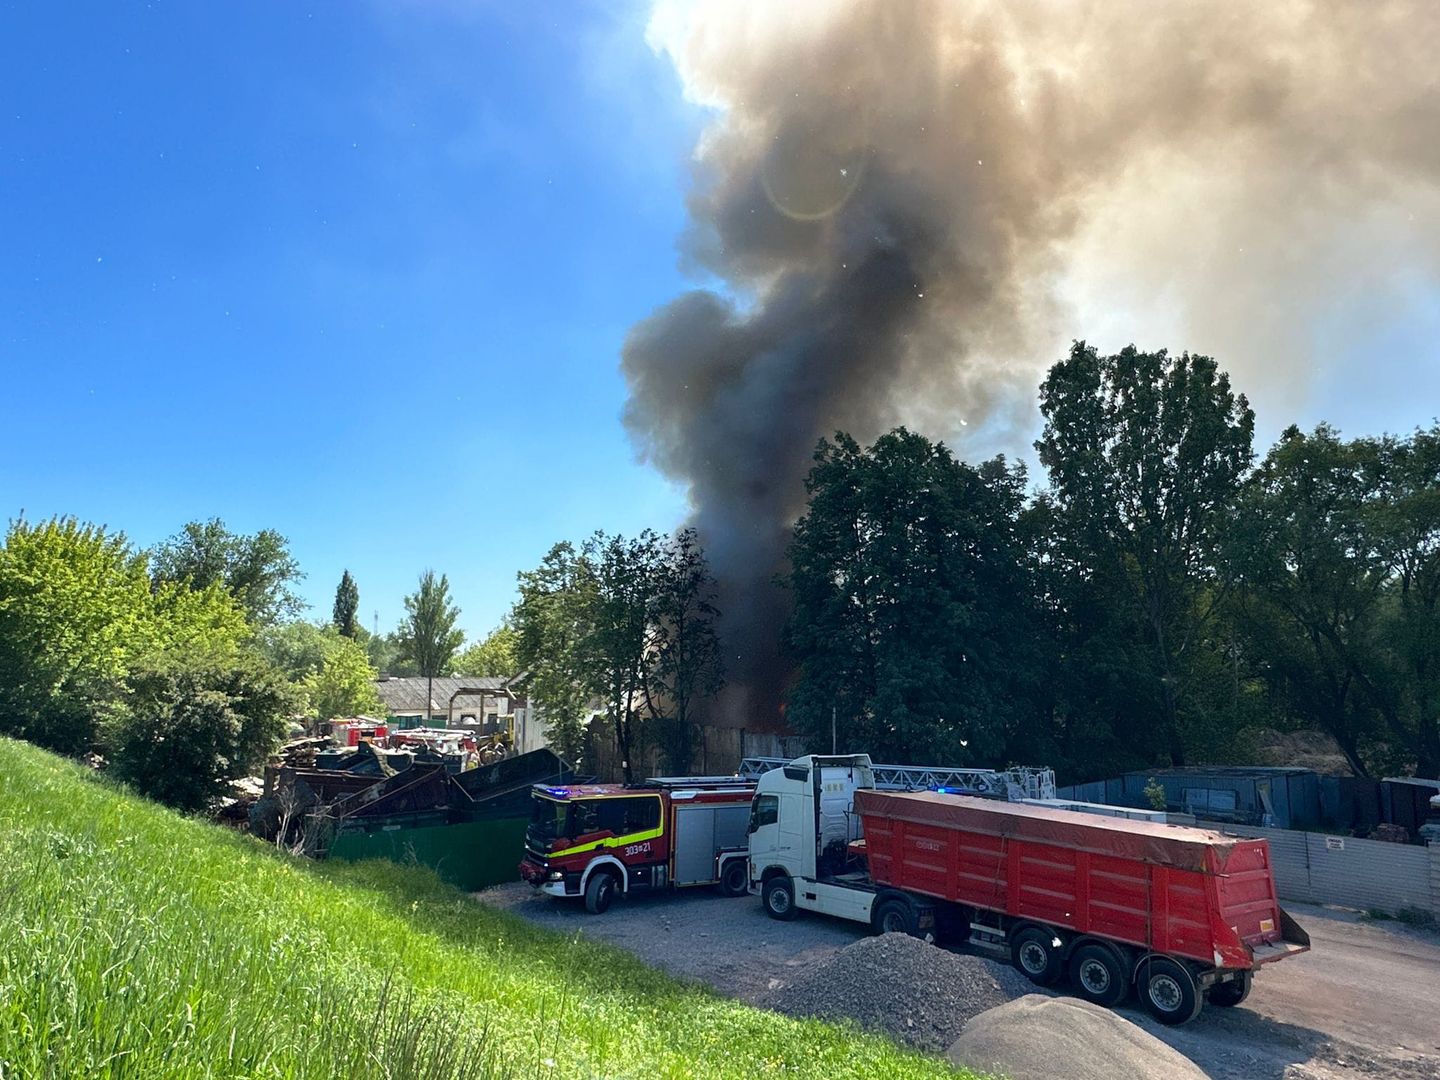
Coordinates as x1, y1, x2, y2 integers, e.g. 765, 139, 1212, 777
621, 0, 1440, 723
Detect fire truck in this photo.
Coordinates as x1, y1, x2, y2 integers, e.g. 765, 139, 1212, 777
519, 775, 756, 913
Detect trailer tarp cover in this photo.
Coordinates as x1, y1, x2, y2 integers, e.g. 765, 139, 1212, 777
855, 789, 1244, 873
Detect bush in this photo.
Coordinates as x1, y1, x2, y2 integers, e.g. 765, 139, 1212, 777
108, 658, 295, 812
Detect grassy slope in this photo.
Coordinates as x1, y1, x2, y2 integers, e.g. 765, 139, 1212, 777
0, 739, 976, 1080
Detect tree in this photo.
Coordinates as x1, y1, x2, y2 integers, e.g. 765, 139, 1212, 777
108, 657, 295, 812
255, 620, 340, 683
1036, 343, 1255, 767
332, 570, 359, 638
584, 530, 664, 783
1225, 425, 1388, 776
642, 528, 724, 773
303, 634, 384, 722
783, 430, 1037, 764
0, 517, 247, 754
453, 623, 521, 677
1363, 426, 1440, 777
151, 518, 304, 626
393, 570, 465, 725
514, 544, 598, 766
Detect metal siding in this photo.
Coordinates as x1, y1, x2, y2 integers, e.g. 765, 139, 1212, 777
1305, 832, 1431, 913
1224, 825, 1316, 904
1225, 824, 1436, 915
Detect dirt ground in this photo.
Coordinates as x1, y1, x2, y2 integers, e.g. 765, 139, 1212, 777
478, 883, 1440, 1080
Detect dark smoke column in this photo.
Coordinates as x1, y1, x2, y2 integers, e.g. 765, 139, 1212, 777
621, 2, 1048, 723
622, 0, 1440, 724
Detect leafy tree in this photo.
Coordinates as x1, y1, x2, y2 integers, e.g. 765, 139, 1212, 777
151, 518, 303, 626
642, 528, 724, 773
1225, 425, 1389, 776
303, 634, 384, 722
1363, 426, 1440, 777
332, 570, 359, 638
108, 657, 296, 812
453, 623, 521, 677
784, 430, 1037, 764
0, 517, 247, 754
393, 570, 465, 725
514, 544, 597, 766
255, 620, 340, 683
584, 530, 664, 783
0, 518, 150, 753
1036, 343, 1254, 767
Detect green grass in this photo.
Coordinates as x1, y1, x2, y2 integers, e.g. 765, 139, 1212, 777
0, 738, 976, 1079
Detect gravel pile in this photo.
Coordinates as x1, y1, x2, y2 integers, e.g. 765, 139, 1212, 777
763, 933, 1029, 1051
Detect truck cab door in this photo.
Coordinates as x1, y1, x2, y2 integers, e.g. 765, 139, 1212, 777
748, 793, 780, 867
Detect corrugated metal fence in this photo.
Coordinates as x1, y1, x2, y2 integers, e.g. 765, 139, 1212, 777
1224, 824, 1440, 916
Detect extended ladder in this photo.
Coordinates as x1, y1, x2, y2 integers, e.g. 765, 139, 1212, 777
735, 757, 1056, 801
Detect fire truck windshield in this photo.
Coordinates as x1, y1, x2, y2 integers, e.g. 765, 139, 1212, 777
529, 798, 569, 841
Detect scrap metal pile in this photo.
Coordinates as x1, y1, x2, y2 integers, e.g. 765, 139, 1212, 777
243, 736, 576, 889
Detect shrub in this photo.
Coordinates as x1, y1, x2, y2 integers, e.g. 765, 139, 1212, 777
108, 658, 295, 812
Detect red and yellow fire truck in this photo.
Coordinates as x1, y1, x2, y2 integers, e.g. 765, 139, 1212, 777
518, 775, 756, 913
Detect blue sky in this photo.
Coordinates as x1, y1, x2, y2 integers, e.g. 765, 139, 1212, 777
4, 3, 1438, 643
2, 1, 700, 640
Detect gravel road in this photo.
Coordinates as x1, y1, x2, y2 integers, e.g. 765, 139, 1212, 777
477, 883, 1440, 1079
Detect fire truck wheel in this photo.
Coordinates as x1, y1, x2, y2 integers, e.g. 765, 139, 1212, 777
1067, 942, 1128, 1008
1137, 955, 1204, 1025
1010, 926, 1063, 986
718, 859, 749, 897
762, 875, 798, 921
1206, 970, 1252, 1008
583, 871, 618, 915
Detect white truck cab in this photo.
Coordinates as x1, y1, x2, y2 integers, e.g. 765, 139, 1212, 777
748, 754, 915, 928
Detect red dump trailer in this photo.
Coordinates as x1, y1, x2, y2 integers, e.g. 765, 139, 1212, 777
854, 788, 1310, 1023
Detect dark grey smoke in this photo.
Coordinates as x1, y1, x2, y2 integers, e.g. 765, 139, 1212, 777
622, 0, 1440, 722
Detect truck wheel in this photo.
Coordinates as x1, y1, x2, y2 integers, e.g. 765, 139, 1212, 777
1137, 955, 1204, 1025
1207, 970, 1252, 1008
1010, 926, 1063, 986
762, 875, 798, 921
718, 859, 749, 897
583, 871, 617, 915
1067, 942, 1128, 1008
873, 897, 918, 936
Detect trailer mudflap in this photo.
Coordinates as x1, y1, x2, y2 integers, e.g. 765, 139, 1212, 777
1279, 905, 1310, 949
1253, 906, 1310, 965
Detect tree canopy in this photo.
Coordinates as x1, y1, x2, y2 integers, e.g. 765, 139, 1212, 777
151, 519, 304, 626
784, 430, 1035, 764
394, 571, 465, 722
333, 569, 359, 638
453, 623, 520, 678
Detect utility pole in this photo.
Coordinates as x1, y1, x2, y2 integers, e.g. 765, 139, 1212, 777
831, 705, 837, 755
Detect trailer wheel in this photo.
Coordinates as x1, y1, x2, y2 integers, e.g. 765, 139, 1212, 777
583, 871, 617, 915
1067, 942, 1128, 1008
762, 875, 798, 921
1010, 926, 1063, 986
1206, 970, 1252, 1008
1136, 955, 1204, 1025
873, 897, 918, 937
718, 859, 749, 897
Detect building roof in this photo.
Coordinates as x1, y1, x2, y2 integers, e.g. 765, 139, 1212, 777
373, 675, 513, 715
